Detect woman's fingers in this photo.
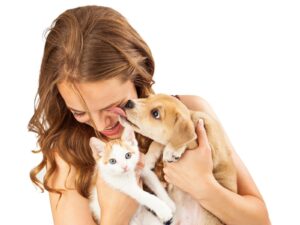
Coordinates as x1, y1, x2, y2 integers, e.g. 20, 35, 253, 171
196, 119, 210, 150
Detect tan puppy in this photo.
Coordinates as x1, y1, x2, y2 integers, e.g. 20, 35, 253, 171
120, 94, 237, 225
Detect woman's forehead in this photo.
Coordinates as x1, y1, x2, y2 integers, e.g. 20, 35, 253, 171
57, 78, 136, 112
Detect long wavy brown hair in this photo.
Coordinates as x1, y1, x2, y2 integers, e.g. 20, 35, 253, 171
28, 5, 157, 198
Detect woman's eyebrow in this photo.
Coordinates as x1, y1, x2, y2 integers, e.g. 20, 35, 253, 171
67, 99, 126, 113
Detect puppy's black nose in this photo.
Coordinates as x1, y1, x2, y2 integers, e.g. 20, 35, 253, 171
124, 100, 135, 109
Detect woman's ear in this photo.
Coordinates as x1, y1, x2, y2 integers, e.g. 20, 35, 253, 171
89, 137, 105, 158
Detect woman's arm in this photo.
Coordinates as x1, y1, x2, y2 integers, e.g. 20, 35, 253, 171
96, 172, 140, 225
48, 153, 97, 225
163, 95, 271, 225
198, 148, 270, 225
48, 152, 139, 225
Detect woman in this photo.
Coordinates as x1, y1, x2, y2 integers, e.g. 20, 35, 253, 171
29, 5, 271, 225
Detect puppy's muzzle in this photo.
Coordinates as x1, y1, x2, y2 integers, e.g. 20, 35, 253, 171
124, 100, 135, 109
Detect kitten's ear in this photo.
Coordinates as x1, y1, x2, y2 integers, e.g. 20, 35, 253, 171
89, 137, 105, 157
121, 125, 137, 146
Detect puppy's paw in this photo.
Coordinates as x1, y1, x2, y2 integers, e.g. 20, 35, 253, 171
163, 146, 186, 162
163, 148, 177, 162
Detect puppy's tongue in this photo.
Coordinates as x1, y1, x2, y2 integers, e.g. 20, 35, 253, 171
108, 107, 126, 117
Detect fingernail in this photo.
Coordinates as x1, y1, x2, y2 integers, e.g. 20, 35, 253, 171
198, 119, 204, 127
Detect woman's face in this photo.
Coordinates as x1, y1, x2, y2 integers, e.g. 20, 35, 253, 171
57, 77, 138, 139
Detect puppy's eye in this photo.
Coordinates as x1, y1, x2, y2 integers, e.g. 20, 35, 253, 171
151, 109, 160, 119
109, 158, 117, 164
125, 152, 132, 159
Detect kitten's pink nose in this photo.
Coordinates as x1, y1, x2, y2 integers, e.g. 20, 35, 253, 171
122, 165, 128, 172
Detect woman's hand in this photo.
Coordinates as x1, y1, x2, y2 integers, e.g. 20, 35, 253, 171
96, 175, 138, 225
163, 119, 215, 199
96, 152, 145, 225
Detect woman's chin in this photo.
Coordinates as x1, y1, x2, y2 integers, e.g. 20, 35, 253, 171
106, 134, 122, 140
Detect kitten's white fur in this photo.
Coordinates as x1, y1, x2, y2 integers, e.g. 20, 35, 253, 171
89, 125, 175, 225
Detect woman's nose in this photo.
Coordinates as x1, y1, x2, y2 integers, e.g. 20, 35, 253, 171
91, 111, 117, 131
90, 114, 103, 131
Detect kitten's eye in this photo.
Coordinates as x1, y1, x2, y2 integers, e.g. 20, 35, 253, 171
125, 152, 132, 159
151, 109, 160, 119
109, 158, 117, 164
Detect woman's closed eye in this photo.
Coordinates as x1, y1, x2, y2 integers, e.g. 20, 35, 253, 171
71, 111, 86, 118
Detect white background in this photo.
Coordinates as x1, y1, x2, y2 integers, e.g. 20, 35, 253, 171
0, 1, 299, 224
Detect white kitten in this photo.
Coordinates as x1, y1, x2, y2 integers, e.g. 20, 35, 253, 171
89, 125, 175, 225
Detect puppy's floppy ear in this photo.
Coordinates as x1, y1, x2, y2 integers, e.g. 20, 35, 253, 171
89, 137, 105, 158
187, 111, 206, 149
168, 114, 197, 149
189, 110, 219, 150
190, 110, 204, 125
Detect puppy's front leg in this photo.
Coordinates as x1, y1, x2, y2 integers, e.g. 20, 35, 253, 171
145, 141, 164, 169
163, 144, 186, 162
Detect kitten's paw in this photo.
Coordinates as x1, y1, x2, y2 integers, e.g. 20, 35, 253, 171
165, 198, 176, 213
156, 203, 173, 224
163, 217, 173, 225
159, 193, 176, 213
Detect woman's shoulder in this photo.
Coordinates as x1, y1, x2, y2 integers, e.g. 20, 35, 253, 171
47, 151, 96, 225
47, 150, 77, 189
177, 95, 218, 119
176, 95, 207, 109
